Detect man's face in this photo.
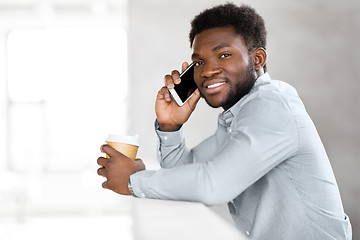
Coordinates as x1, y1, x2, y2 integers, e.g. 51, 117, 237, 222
191, 26, 256, 110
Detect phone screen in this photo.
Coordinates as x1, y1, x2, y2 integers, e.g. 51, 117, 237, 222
174, 63, 197, 103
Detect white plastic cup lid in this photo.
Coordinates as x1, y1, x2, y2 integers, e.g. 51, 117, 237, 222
105, 134, 139, 146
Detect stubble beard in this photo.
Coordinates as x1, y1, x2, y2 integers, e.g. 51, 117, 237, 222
203, 60, 257, 110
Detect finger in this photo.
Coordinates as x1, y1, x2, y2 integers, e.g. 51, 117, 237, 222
102, 180, 109, 189
164, 74, 175, 89
97, 167, 106, 177
171, 70, 181, 84
101, 144, 121, 158
187, 88, 201, 111
157, 86, 172, 102
182, 62, 189, 72
156, 86, 166, 99
97, 156, 107, 167
134, 158, 146, 170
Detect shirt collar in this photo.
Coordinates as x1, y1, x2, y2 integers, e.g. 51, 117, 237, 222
218, 73, 271, 127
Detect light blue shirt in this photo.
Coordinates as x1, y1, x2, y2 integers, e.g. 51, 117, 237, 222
131, 73, 352, 239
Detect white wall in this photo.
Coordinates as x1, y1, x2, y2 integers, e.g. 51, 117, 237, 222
128, 0, 360, 238
0, 30, 8, 170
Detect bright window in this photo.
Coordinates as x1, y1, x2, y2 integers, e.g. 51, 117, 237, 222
7, 26, 129, 172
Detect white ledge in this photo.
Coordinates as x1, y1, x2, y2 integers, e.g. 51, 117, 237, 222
132, 198, 247, 240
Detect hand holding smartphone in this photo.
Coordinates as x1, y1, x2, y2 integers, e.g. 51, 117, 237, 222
168, 63, 198, 106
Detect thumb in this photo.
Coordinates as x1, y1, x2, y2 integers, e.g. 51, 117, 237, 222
101, 144, 123, 158
187, 88, 201, 111
182, 62, 189, 72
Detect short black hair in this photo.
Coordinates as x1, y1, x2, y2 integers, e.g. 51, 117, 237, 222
189, 3, 267, 53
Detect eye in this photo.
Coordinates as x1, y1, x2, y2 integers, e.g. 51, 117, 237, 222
194, 60, 204, 67
220, 53, 231, 58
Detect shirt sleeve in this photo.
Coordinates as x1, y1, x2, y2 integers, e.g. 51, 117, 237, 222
131, 91, 299, 205
154, 119, 194, 168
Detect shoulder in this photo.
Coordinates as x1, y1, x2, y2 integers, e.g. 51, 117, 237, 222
242, 75, 304, 113
253, 75, 299, 100
230, 76, 305, 131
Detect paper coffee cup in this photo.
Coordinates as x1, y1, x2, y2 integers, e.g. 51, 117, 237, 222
105, 134, 139, 159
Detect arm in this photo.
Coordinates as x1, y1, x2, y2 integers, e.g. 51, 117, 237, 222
131, 92, 299, 204
154, 119, 193, 168
155, 119, 219, 168
96, 63, 200, 196
154, 62, 201, 168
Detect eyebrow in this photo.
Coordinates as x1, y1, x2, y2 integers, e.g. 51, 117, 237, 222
191, 43, 232, 60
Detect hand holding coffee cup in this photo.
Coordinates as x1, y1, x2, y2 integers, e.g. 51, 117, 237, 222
97, 134, 144, 195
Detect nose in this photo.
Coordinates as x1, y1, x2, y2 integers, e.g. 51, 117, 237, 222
200, 62, 221, 78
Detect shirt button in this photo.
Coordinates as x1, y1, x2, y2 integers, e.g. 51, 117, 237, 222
245, 231, 250, 236
228, 128, 232, 133
163, 136, 168, 140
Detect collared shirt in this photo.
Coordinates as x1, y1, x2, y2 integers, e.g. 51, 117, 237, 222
131, 73, 352, 239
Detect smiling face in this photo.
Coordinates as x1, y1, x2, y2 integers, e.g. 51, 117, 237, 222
191, 26, 257, 110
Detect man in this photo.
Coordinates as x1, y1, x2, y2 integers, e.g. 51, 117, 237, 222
97, 3, 352, 239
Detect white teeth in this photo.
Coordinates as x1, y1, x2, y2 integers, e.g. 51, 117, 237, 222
207, 82, 225, 88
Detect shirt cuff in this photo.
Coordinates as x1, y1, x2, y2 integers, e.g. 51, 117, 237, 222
130, 170, 157, 198
154, 119, 185, 147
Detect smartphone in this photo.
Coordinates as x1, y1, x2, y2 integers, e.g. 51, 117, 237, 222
168, 62, 198, 106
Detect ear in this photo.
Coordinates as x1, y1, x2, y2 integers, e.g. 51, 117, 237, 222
252, 47, 267, 71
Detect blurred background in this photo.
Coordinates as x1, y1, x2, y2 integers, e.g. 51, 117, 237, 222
0, 0, 359, 239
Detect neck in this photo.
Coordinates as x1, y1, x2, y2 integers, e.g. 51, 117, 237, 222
255, 68, 265, 79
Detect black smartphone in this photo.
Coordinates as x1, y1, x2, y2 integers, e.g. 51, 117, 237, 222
168, 63, 198, 106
